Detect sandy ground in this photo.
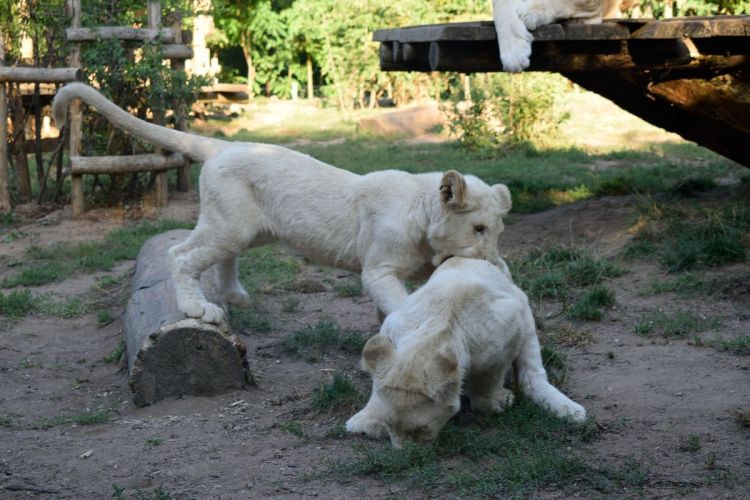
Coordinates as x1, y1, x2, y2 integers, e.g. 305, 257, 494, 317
0, 187, 748, 498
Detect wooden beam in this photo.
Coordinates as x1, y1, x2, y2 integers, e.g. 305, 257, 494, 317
0, 67, 81, 83
169, 12, 192, 192
70, 153, 185, 175
161, 44, 193, 60
65, 27, 175, 43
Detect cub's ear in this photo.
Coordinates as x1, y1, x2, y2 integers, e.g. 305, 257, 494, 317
440, 170, 467, 210
493, 183, 512, 215
425, 345, 461, 402
362, 334, 395, 376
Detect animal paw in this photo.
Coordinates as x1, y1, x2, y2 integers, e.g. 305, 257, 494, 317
497, 18, 534, 72
179, 298, 226, 325
555, 401, 587, 422
346, 411, 387, 439
226, 289, 253, 308
471, 389, 515, 414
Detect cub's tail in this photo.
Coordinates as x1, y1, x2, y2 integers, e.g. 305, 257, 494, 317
53, 82, 225, 162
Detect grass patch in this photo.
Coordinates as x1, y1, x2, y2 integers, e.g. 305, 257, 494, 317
634, 310, 721, 338
236, 245, 301, 294
146, 437, 164, 447
625, 201, 750, 273
511, 245, 623, 304
334, 397, 646, 497
645, 272, 709, 298
282, 320, 366, 362
103, 341, 126, 364
678, 434, 702, 452
230, 307, 272, 333
97, 309, 116, 326
0, 415, 12, 427
541, 324, 594, 347
278, 420, 305, 438
334, 281, 362, 298
0, 289, 35, 318
312, 372, 363, 414
3, 220, 192, 288
567, 286, 615, 321
711, 335, 750, 356
31, 407, 115, 430
281, 297, 300, 313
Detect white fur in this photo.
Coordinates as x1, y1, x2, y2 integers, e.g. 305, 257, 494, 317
347, 257, 586, 447
52, 83, 513, 324
493, 0, 625, 72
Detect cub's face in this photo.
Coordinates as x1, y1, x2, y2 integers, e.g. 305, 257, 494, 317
361, 333, 462, 448
429, 171, 511, 267
378, 387, 458, 448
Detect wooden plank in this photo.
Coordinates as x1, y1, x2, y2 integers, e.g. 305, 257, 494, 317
161, 44, 193, 60
70, 153, 185, 175
630, 16, 750, 39
0, 67, 81, 83
65, 27, 175, 43
148, 1, 169, 208
11, 85, 32, 201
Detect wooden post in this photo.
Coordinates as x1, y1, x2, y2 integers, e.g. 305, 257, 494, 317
148, 1, 169, 207
0, 36, 10, 213
123, 230, 250, 407
11, 84, 32, 201
170, 11, 192, 192
67, 0, 84, 217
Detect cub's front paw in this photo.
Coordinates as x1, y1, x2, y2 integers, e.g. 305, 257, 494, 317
226, 289, 253, 309
179, 299, 226, 325
346, 411, 387, 439
471, 389, 515, 414
555, 401, 587, 423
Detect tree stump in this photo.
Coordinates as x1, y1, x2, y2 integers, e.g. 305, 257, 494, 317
124, 230, 250, 407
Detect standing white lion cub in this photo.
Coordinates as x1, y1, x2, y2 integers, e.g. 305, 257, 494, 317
346, 256, 585, 447
494, 0, 626, 72
53, 83, 512, 324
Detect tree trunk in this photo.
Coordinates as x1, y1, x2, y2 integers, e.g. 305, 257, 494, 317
241, 34, 255, 100
306, 53, 314, 100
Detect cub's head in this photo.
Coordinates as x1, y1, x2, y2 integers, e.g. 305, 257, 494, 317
428, 170, 512, 267
361, 334, 461, 448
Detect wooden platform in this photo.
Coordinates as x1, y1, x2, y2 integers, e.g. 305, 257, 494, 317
374, 16, 750, 167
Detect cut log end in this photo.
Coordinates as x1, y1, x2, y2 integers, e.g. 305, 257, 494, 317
128, 320, 249, 407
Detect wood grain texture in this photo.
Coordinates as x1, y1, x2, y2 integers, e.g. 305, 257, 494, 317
124, 230, 250, 407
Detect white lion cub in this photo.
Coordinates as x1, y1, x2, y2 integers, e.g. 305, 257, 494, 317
494, 0, 626, 72
346, 256, 586, 447
53, 83, 512, 325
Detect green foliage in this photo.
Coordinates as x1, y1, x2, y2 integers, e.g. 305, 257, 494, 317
335, 397, 645, 497
633, 0, 750, 17
76, 1, 207, 205
312, 372, 362, 413
444, 73, 570, 153
282, 320, 366, 362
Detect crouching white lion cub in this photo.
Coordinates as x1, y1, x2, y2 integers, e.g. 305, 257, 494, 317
347, 257, 585, 447
53, 83, 512, 324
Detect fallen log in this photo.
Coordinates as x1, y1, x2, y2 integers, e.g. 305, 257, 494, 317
123, 230, 250, 407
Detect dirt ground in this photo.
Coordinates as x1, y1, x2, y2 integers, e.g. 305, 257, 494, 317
1, 186, 749, 498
